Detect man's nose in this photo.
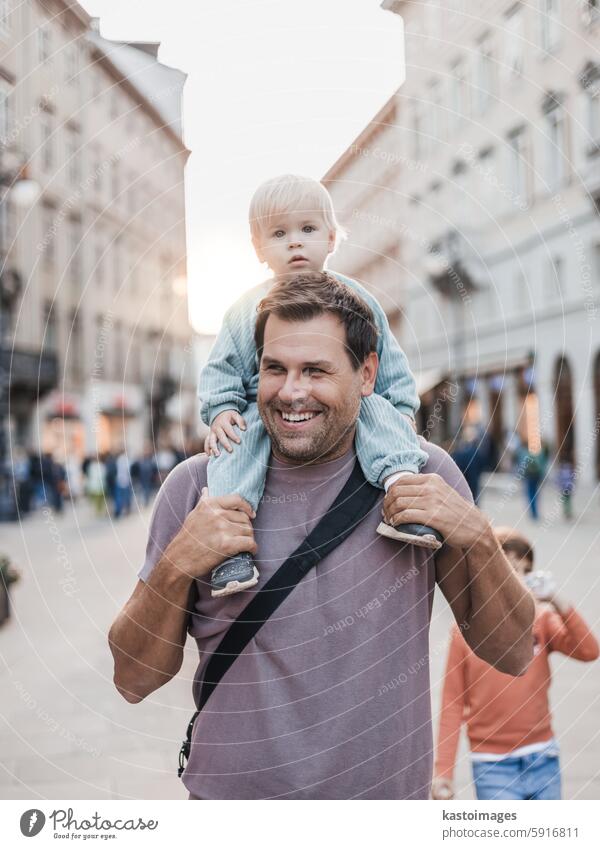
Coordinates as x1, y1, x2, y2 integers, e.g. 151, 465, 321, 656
278, 371, 309, 403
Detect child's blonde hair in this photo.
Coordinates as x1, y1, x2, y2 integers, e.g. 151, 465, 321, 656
249, 174, 346, 249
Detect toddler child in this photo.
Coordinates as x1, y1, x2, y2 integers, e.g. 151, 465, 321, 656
200, 174, 442, 597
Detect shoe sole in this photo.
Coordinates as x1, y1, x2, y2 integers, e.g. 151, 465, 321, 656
211, 567, 260, 598
376, 521, 443, 551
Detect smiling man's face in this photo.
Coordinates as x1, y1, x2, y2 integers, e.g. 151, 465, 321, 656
257, 312, 377, 465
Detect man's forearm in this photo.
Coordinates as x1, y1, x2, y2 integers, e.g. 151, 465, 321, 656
463, 529, 534, 675
109, 557, 194, 703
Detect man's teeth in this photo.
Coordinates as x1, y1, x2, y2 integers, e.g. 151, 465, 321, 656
281, 411, 317, 422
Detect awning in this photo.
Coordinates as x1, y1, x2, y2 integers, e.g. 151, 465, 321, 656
414, 368, 446, 397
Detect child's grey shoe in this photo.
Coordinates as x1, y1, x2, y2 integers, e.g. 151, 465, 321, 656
376, 521, 443, 551
210, 553, 259, 598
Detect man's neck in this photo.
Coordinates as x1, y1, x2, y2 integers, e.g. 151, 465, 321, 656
271, 429, 356, 466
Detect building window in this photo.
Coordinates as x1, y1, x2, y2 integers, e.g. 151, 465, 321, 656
428, 79, 444, 144
450, 59, 469, 127
113, 235, 121, 290
581, 0, 600, 27
40, 112, 54, 172
69, 219, 82, 283
539, 0, 561, 53
579, 62, 600, 151
66, 41, 80, 85
95, 315, 105, 377
69, 311, 83, 383
507, 126, 529, 208
543, 95, 568, 190
66, 127, 81, 185
0, 0, 11, 36
411, 100, 423, 160
37, 24, 51, 62
476, 34, 495, 113
544, 255, 564, 300
42, 206, 56, 267
42, 301, 58, 351
0, 79, 11, 142
504, 3, 525, 80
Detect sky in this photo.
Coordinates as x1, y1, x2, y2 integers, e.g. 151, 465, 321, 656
80, 0, 404, 335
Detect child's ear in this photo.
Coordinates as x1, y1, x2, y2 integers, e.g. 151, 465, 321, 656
327, 231, 336, 253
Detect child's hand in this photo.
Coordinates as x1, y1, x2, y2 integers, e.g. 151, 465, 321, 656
206, 410, 247, 456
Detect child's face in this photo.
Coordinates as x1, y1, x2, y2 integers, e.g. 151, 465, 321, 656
253, 209, 335, 277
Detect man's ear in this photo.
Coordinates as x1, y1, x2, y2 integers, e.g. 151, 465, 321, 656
360, 351, 378, 397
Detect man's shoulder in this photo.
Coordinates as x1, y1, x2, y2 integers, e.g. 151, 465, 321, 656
160, 454, 208, 503
418, 437, 473, 502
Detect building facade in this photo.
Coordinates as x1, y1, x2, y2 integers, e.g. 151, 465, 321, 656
0, 0, 194, 464
326, 0, 600, 482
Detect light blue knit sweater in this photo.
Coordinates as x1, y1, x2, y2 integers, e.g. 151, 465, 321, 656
199, 271, 420, 426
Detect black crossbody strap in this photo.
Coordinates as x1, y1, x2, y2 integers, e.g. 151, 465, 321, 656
178, 460, 379, 776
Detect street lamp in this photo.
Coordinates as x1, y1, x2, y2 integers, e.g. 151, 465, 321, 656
0, 149, 40, 520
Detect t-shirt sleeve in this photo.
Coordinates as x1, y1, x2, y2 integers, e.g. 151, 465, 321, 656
422, 440, 474, 505
138, 457, 206, 583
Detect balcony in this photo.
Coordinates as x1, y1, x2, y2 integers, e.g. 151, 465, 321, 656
1, 346, 59, 398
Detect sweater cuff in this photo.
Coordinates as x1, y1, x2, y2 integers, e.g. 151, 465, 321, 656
208, 402, 241, 426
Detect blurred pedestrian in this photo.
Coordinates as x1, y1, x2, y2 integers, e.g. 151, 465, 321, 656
12, 447, 32, 515
114, 450, 132, 519
0, 553, 20, 627
432, 525, 599, 801
65, 455, 84, 502
85, 457, 106, 516
451, 425, 487, 505
517, 444, 548, 521
134, 444, 156, 506
556, 461, 575, 520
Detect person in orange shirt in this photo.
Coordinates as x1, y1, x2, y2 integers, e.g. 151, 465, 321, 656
432, 526, 599, 801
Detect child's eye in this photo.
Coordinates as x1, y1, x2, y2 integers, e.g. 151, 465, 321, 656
273, 229, 285, 238
302, 225, 316, 233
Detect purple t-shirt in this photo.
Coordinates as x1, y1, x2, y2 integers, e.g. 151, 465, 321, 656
139, 438, 472, 799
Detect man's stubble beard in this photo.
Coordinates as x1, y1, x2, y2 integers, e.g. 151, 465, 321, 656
258, 394, 361, 465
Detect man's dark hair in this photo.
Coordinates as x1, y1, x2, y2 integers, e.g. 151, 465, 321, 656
254, 271, 379, 370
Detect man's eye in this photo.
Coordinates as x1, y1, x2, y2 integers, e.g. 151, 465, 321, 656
302, 225, 316, 233
273, 229, 285, 238
305, 367, 323, 375
266, 364, 284, 372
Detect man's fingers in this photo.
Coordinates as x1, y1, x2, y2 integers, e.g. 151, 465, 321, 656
212, 494, 256, 517
222, 510, 253, 527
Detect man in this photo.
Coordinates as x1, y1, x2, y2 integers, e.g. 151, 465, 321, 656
109, 272, 534, 800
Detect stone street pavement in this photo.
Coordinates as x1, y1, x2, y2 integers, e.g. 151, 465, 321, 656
0, 474, 599, 800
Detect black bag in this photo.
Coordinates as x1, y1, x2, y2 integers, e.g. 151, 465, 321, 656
178, 459, 379, 777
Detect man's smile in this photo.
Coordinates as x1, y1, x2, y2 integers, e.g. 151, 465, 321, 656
277, 409, 323, 430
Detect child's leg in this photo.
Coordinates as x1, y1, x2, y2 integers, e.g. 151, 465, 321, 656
355, 394, 443, 551
207, 403, 270, 597
207, 402, 270, 513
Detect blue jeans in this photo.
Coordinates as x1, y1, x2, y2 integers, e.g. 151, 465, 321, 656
114, 484, 131, 518
525, 476, 541, 520
472, 752, 561, 800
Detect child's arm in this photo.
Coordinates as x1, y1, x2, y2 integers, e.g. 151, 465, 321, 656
199, 318, 250, 428
330, 272, 419, 418
542, 604, 600, 661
